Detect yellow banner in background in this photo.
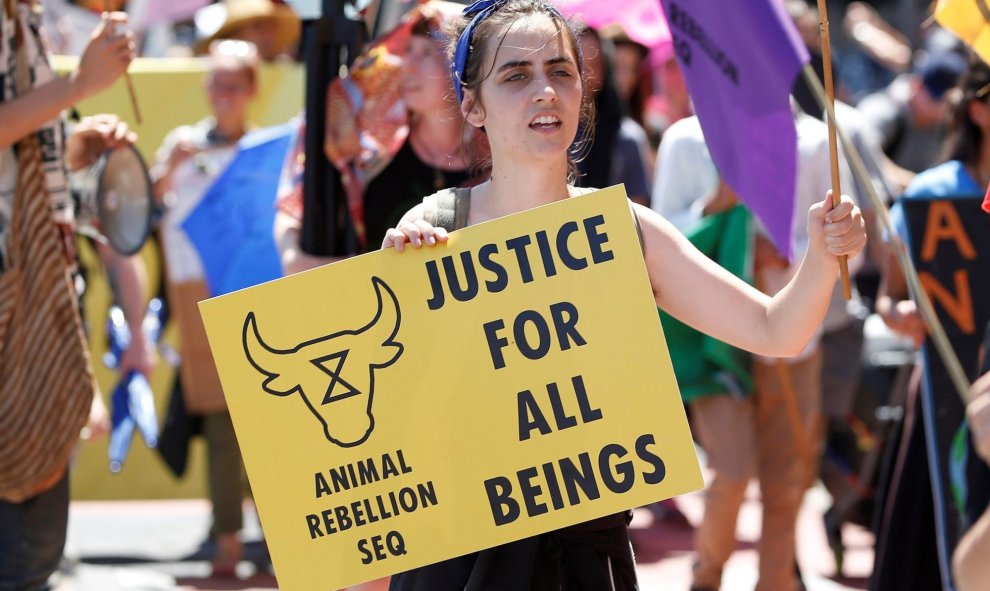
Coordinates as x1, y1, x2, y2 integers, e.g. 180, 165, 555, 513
200, 186, 703, 589
53, 56, 304, 163
55, 56, 302, 500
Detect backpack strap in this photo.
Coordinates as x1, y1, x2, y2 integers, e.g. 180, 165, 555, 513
574, 185, 644, 252
422, 189, 445, 228
630, 203, 645, 253
423, 187, 471, 232
452, 187, 471, 230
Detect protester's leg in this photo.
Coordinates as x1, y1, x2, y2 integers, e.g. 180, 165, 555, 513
818, 319, 866, 508
690, 395, 756, 590
753, 351, 823, 591
0, 471, 69, 591
803, 357, 827, 491
204, 411, 244, 574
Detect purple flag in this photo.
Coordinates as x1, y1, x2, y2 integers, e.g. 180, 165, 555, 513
659, 0, 809, 259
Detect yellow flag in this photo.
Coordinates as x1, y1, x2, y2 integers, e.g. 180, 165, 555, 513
936, 0, 990, 65
199, 186, 703, 589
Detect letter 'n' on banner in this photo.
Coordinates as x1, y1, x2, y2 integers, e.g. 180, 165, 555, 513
199, 186, 702, 589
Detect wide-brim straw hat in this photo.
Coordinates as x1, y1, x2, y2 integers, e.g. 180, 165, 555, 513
195, 0, 301, 56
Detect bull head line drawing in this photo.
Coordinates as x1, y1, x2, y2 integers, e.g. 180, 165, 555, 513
242, 276, 404, 448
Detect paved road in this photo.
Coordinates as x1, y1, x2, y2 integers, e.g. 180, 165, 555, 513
58, 483, 872, 591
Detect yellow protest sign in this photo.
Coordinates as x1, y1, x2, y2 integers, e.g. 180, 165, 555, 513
199, 186, 702, 589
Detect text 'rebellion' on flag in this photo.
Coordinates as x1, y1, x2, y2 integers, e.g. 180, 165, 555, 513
935, 0, 990, 66
658, 0, 810, 259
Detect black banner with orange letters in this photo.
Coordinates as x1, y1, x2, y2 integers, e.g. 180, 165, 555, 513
902, 195, 990, 586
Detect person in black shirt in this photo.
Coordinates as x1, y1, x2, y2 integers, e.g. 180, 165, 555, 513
361, 140, 471, 257
275, 3, 478, 272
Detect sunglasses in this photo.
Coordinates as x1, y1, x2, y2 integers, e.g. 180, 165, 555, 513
209, 39, 259, 62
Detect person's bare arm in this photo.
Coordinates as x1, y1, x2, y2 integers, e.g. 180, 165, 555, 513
151, 139, 198, 201
79, 116, 153, 377
274, 210, 343, 274
98, 243, 155, 377
955, 504, 990, 591
382, 194, 865, 358
876, 242, 925, 345
81, 388, 110, 441
640, 193, 865, 357
882, 157, 917, 195
65, 114, 136, 171
0, 13, 133, 149
843, 2, 911, 73
62, 115, 141, 441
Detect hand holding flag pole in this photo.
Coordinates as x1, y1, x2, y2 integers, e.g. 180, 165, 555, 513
800, 68, 975, 406
806, 0, 982, 405
815, 0, 853, 301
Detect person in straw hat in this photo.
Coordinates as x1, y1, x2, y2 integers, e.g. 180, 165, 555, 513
197, 0, 301, 62
152, 39, 265, 578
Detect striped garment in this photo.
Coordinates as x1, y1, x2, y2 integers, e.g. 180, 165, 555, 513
0, 0, 95, 502
0, 132, 95, 503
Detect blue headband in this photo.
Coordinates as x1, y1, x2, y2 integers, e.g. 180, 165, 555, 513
451, 0, 568, 103
451, 0, 504, 104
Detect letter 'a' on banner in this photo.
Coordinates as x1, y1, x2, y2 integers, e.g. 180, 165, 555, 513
659, 0, 810, 260
199, 186, 702, 590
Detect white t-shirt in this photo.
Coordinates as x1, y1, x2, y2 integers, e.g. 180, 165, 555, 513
649, 116, 718, 233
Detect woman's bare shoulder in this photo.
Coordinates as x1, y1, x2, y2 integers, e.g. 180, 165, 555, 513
630, 202, 684, 248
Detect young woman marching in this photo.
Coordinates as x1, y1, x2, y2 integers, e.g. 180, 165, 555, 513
382, 1, 867, 588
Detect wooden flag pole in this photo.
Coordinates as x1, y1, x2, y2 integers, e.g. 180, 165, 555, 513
800, 65, 975, 406
816, 0, 852, 300
103, 1, 141, 125
121, 69, 142, 125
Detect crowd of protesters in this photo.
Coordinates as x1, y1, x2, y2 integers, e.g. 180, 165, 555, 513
2, 0, 990, 590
